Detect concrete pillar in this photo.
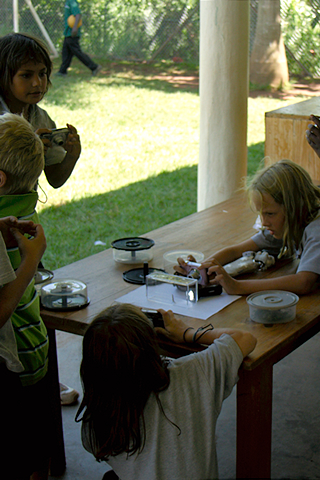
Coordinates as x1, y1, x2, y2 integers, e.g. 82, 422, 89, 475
197, 0, 249, 211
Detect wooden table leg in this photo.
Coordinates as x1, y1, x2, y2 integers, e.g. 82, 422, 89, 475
47, 328, 66, 476
236, 363, 273, 479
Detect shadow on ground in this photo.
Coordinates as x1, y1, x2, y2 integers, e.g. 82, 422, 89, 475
39, 140, 264, 271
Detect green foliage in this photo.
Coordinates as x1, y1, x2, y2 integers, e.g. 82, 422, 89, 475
12, 0, 199, 62
281, 0, 320, 76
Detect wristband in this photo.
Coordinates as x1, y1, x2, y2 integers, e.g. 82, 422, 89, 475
192, 324, 214, 343
183, 327, 194, 343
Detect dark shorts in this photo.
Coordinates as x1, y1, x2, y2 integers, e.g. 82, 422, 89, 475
0, 364, 52, 479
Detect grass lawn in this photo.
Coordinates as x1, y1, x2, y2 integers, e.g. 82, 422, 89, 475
37, 59, 308, 269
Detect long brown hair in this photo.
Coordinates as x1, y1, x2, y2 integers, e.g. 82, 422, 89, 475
75, 304, 172, 461
247, 159, 320, 257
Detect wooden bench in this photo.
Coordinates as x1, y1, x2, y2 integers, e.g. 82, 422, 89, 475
265, 96, 320, 180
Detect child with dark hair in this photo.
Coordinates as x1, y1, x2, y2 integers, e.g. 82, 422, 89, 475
0, 32, 81, 188
76, 303, 256, 480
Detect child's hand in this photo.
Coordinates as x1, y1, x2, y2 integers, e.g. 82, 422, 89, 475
306, 115, 320, 158
10, 224, 47, 264
36, 128, 52, 154
64, 124, 81, 161
173, 254, 197, 276
154, 309, 193, 343
0, 217, 37, 248
208, 258, 240, 294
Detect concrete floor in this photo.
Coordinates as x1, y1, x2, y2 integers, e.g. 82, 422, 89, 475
49, 329, 320, 480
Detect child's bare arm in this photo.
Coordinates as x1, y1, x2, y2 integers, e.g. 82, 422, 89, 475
174, 239, 259, 278
0, 224, 46, 328
44, 124, 81, 188
204, 238, 259, 266
155, 309, 257, 358
208, 259, 318, 295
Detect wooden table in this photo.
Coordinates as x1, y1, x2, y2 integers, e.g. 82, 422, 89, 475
41, 193, 320, 479
265, 96, 320, 180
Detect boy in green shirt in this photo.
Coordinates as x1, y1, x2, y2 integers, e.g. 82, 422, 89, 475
0, 112, 50, 479
56, 0, 101, 76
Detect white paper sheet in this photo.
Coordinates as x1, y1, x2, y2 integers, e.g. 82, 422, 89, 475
115, 284, 241, 320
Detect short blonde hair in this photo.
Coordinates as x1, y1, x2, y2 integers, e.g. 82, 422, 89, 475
0, 113, 44, 194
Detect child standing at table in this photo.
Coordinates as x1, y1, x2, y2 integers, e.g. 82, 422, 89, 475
176, 159, 320, 295
76, 303, 256, 480
0, 216, 47, 479
0, 32, 81, 188
0, 113, 52, 479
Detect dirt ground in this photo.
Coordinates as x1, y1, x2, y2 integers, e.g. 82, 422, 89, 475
250, 78, 320, 99
107, 61, 320, 99
171, 74, 320, 99
152, 73, 320, 99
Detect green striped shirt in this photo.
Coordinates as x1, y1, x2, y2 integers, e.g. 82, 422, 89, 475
0, 191, 48, 386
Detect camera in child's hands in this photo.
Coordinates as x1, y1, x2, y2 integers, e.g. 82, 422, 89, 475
183, 261, 208, 286
40, 127, 70, 146
141, 309, 165, 329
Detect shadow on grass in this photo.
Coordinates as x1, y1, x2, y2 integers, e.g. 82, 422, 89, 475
40, 142, 264, 269
47, 58, 199, 107
39, 165, 198, 270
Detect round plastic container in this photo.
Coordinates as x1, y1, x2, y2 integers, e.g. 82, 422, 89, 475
41, 279, 89, 311
246, 290, 299, 324
34, 268, 54, 285
163, 249, 204, 274
111, 237, 154, 264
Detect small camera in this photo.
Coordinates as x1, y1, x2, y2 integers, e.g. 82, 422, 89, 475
40, 128, 70, 146
183, 261, 208, 286
141, 309, 165, 329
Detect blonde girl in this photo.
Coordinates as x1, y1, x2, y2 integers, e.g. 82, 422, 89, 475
178, 160, 320, 295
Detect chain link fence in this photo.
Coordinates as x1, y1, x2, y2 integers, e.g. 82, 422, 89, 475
250, 0, 320, 78
0, 0, 200, 64
1, 0, 320, 76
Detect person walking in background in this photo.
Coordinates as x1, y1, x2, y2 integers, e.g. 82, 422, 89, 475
56, 0, 102, 77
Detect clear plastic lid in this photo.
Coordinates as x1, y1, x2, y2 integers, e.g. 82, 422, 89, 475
163, 250, 204, 264
41, 279, 89, 311
247, 290, 299, 310
34, 268, 54, 285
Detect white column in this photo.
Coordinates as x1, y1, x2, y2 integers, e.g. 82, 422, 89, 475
13, 0, 19, 32
197, 0, 249, 211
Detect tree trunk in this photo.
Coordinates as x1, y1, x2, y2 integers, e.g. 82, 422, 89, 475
250, 0, 289, 88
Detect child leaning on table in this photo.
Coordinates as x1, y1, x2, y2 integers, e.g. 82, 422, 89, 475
76, 303, 256, 480
176, 159, 320, 296
0, 113, 52, 479
0, 32, 81, 188
0, 216, 47, 479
